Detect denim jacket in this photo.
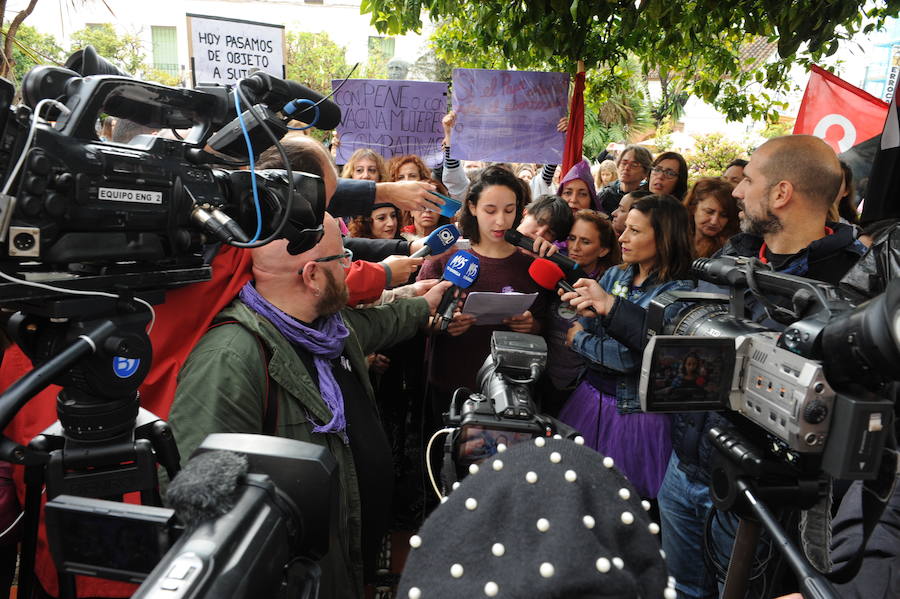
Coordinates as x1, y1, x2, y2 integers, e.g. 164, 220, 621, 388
571, 264, 694, 413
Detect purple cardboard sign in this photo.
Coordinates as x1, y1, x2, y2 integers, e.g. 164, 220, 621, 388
332, 79, 448, 167
450, 69, 569, 164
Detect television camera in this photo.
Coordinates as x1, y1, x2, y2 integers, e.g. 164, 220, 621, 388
0, 46, 339, 599
45, 434, 338, 599
638, 255, 899, 599
444, 332, 577, 484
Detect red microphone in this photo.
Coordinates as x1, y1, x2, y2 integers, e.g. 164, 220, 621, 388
528, 258, 598, 314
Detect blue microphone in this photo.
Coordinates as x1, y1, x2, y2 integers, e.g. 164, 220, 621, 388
410, 224, 460, 258
436, 250, 480, 331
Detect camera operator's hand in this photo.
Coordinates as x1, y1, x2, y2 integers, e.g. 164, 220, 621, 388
503, 310, 537, 333
560, 278, 615, 316
442, 110, 457, 147
422, 281, 453, 315
447, 312, 476, 336
566, 321, 584, 347
375, 180, 442, 213
381, 255, 424, 287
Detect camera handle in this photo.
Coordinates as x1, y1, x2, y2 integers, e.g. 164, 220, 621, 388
0, 300, 181, 599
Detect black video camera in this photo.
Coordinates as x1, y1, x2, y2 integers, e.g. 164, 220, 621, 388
45, 434, 338, 599
0, 46, 338, 303
639, 256, 899, 480
446, 332, 577, 481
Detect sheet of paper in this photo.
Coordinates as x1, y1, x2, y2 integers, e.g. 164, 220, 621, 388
461, 291, 538, 325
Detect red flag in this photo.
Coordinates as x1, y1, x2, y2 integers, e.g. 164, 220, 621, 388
561, 67, 586, 175
794, 65, 889, 154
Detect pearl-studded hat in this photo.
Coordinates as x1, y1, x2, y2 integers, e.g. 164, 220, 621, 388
399, 437, 672, 598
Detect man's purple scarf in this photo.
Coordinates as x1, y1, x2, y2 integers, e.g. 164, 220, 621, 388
240, 281, 349, 435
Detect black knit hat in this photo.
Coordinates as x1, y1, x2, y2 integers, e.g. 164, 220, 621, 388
399, 437, 674, 598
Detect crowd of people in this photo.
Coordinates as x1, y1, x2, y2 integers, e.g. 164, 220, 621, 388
2, 102, 897, 599
167, 121, 898, 599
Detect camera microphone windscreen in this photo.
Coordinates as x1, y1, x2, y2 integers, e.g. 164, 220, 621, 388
410, 224, 460, 258
165, 450, 248, 529
504, 230, 588, 282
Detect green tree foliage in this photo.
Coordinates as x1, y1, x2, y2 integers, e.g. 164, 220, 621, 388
687, 133, 749, 181
5, 23, 65, 85
70, 23, 145, 76
360, 0, 900, 123
365, 43, 390, 79
285, 31, 349, 95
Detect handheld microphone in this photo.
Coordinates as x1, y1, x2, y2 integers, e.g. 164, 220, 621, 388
528, 258, 598, 315
436, 250, 480, 331
504, 230, 588, 282
410, 224, 460, 258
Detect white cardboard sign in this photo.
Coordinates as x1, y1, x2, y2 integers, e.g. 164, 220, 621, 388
187, 14, 285, 85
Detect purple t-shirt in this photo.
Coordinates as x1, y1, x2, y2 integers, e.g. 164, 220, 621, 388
419, 248, 549, 392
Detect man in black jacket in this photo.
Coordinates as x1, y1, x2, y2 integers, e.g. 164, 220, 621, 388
657, 135, 868, 599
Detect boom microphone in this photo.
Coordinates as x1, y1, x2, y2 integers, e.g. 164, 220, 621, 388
504, 230, 588, 282
528, 258, 598, 315
410, 224, 460, 258
436, 250, 480, 331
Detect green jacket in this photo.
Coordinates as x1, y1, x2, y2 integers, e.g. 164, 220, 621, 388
168, 296, 431, 599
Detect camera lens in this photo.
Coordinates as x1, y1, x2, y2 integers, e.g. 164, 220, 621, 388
821, 279, 900, 391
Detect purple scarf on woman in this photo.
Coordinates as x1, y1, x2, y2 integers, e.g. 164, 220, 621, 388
239, 281, 349, 435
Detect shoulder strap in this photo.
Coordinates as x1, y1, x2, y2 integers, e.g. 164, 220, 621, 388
208, 319, 279, 435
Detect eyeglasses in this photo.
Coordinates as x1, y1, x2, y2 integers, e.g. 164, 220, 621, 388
618, 160, 642, 169
311, 248, 353, 269
651, 166, 679, 180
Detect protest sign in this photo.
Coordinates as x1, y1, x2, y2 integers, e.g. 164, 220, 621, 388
332, 79, 448, 166
451, 69, 569, 164
187, 14, 285, 85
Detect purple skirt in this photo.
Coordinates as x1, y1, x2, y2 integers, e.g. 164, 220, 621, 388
559, 380, 672, 498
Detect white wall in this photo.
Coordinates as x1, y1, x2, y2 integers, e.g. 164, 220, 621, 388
9, 0, 433, 82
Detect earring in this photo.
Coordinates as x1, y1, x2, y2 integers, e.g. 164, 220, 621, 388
313, 287, 321, 296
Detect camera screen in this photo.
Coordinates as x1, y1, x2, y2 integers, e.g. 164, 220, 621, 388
45, 496, 174, 582
455, 425, 537, 467
642, 337, 735, 412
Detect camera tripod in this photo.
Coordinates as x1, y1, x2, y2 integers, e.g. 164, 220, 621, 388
0, 290, 183, 599
707, 426, 839, 599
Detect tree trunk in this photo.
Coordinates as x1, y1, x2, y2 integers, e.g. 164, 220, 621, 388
1, 0, 40, 79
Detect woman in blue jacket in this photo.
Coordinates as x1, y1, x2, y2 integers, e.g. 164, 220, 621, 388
559, 194, 695, 498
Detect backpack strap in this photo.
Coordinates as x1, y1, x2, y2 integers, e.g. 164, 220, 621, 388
208, 319, 278, 435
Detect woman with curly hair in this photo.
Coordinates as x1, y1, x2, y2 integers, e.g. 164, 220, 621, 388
388, 154, 432, 182
348, 204, 401, 240
683, 177, 740, 257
